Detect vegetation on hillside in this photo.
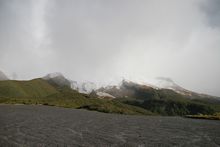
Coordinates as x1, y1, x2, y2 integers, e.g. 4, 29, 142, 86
0, 78, 219, 116
0, 80, 153, 115
0, 79, 58, 98
115, 88, 218, 116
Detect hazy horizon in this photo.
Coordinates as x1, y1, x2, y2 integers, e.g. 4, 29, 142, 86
0, 0, 220, 96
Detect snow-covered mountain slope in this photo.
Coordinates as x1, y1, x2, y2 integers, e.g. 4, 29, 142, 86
70, 81, 96, 94
42, 73, 217, 99
96, 78, 218, 100
146, 77, 217, 98
147, 77, 194, 96
97, 79, 155, 99
0, 70, 9, 81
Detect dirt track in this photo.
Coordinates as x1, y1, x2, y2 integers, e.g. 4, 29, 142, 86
0, 105, 219, 147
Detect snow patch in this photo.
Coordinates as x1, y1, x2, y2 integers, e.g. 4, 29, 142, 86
96, 92, 115, 98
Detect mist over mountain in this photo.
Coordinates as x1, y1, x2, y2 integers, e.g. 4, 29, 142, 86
1, 71, 219, 116
43, 72, 71, 88
41, 72, 219, 101
71, 81, 97, 94
0, 70, 8, 81
0, 0, 220, 96
1, 1, 220, 146
43, 72, 97, 94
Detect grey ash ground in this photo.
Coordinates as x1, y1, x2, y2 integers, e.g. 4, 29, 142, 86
0, 105, 220, 147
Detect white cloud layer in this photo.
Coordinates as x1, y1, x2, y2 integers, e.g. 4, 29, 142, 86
0, 0, 220, 96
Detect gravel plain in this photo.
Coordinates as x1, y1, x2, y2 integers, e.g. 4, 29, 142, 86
0, 104, 219, 147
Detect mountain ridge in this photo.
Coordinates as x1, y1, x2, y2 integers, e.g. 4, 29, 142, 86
0, 71, 219, 116
42, 72, 219, 100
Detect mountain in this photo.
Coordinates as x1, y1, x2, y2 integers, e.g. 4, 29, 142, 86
43, 72, 97, 94
98, 78, 219, 100
0, 76, 152, 115
151, 77, 191, 95
97, 79, 220, 115
44, 73, 202, 100
71, 81, 115, 99
43, 72, 71, 88
0, 72, 219, 116
148, 77, 217, 99
0, 70, 9, 81
97, 80, 164, 100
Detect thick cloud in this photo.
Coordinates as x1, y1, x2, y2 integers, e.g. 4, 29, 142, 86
0, 0, 220, 96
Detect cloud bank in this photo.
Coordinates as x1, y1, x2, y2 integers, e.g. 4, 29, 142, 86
0, 0, 220, 96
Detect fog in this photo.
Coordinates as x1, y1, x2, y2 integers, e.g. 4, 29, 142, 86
0, 0, 220, 96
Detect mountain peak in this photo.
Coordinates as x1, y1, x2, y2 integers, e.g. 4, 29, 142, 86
43, 72, 64, 79
149, 77, 197, 97
43, 72, 71, 88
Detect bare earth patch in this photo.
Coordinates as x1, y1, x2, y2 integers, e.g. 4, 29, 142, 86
0, 105, 220, 147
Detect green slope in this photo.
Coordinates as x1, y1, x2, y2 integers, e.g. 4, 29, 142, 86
115, 89, 218, 116
1, 78, 218, 116
0, 79, 153, 115
109, 81, 219, 116
40, 87, 153, 115
0, 79, 58, 98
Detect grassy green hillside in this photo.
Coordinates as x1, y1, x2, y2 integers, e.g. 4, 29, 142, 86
0, 80, 153, 115
98, 80, 220, 116
0, 79, 58, 98
0, 78, 219, 116
114, 88, 219, 116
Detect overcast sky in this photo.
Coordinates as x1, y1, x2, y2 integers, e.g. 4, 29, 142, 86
0, 0, 220, 96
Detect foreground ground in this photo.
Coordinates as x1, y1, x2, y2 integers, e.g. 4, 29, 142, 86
0, 105, 219, 147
